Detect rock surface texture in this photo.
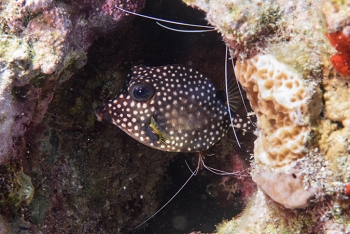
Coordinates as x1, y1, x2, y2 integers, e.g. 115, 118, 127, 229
184, 0, 350, 233
1, 0, 244, 232
0, 0, 144, 165
2, 0, 350, 232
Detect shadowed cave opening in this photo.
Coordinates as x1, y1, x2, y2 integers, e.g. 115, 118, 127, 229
0, 0, 254, 233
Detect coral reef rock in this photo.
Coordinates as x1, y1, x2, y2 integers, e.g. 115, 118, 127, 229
321, 77, 350, 169
235, 54, 317, 170
0, 0, 145, 164
1, 0, 238, 232
184, 0, 350, 232
252, 170, 317, 209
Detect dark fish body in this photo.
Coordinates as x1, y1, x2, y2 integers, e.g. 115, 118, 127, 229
95, 65, 245, 152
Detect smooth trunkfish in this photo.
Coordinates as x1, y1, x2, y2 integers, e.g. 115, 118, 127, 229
95, 64, 253, 152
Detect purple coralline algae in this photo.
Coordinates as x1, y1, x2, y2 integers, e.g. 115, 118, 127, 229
0, 0, 145, 164
1, 0, 238, 232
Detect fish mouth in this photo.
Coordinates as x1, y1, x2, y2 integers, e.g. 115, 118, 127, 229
94, 106, 106, 122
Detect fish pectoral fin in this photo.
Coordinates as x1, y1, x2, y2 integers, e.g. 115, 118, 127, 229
148, 116, 171, 145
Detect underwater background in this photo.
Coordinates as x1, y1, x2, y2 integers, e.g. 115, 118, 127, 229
1, 0, 350, 233
0, 0, 255, 233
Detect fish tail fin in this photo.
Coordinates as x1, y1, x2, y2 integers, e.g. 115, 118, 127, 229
225, 70, 257, 133
225, 47, 257, 134
225, 71, 241, 112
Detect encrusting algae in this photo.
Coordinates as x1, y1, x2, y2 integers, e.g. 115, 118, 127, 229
183, 0, 350, 233
2, 0, 350, 232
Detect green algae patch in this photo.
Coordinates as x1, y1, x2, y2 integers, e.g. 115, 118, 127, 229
8, 170, 35, 207
0, 36, 29, 62
0, 167, 35, 215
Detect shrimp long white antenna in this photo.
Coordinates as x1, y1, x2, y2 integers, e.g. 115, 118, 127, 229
115, 5, 215, 29
198, 153, 243, 176
225, 46, 241, 148
156, 22, 216, 33
130, 161, 199, 231
131, 151, 247, 231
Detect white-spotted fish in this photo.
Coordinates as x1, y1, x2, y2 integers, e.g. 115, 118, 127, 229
95, 64, 254, 152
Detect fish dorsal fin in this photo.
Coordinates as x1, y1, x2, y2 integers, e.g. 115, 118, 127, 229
224, 69, 257, 133
224, 70, 241, 112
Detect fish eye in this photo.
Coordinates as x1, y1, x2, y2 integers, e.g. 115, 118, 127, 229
129, 82, 155, 102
